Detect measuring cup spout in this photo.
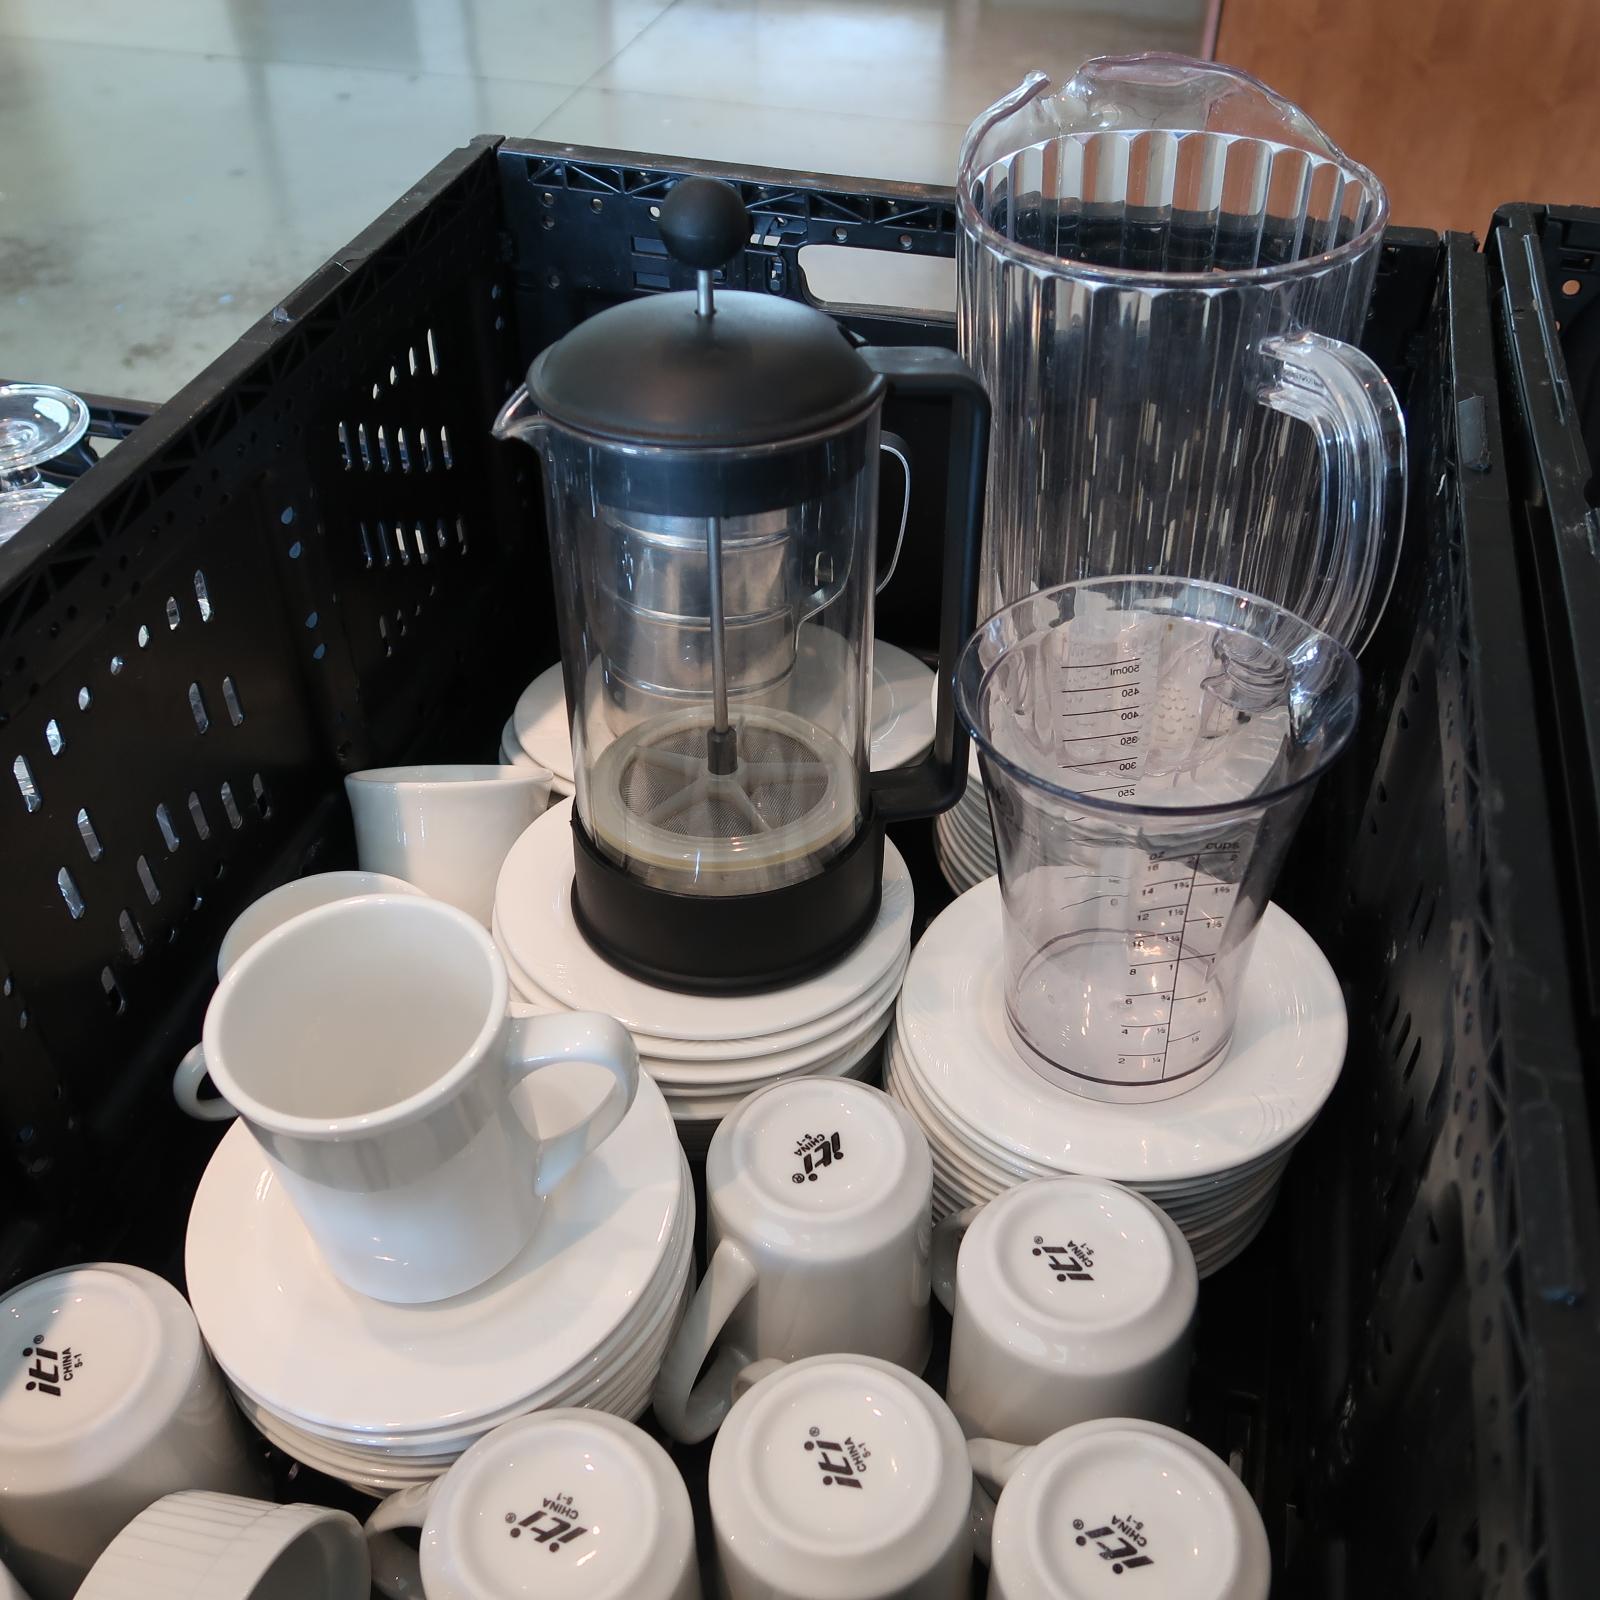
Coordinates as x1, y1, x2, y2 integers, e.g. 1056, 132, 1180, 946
491, 385, 548, 449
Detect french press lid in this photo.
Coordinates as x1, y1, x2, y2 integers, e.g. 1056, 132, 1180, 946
525, 180, 885, 509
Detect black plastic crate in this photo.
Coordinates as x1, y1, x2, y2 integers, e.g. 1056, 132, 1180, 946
0, 141, 1594, 1598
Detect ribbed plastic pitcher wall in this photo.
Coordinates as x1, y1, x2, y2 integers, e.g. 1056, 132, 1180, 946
959, 134, 1383, 621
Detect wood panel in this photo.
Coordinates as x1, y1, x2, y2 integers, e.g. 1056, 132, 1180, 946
1211, 0, 1600, 235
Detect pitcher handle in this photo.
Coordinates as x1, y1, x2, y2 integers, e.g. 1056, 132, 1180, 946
874, 432, 913, 595
1258, 331, 1406, 655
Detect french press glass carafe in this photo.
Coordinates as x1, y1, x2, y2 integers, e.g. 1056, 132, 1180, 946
495, 178, 989, 992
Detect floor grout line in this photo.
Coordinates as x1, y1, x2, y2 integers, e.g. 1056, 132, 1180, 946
530, 0, 685, 136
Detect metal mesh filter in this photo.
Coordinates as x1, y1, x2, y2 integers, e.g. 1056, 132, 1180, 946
616, 721, 832, 840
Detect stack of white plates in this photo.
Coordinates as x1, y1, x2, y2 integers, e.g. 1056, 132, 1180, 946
187, 1072, 694, 1496
494, 800, 914, 1153
885, 879, 1346, 1277
933, 744, 997, 893
499, 638, 936, 791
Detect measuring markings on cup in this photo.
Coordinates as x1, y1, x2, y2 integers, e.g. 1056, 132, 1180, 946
1021, 622, 1246, 1088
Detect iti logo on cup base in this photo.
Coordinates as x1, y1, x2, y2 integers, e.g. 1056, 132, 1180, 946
792, 1131, 844, 1184
1033, 1236, 1095, 1282
804, 1427, 871, 1488
505, 1491, 589, 1554
21, 1333, 83, 1397
1073, 1513, 1155, 1575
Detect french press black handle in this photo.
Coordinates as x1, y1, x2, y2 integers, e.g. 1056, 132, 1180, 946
858, 346, 989, 823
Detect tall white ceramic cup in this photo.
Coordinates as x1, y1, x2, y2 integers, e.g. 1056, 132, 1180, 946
0, 1265, 265, 1600
172, 871, 426, 1121
345, 764, 550, 925
364, 1410, 699, 1600
933, 1177, 1197, 1445
971, 1419, 1270, 1599
75, 1491, 368, 1600
183, 893, 639, 1304
653, 1079, 932, 1444
709, 1354, 973, 1600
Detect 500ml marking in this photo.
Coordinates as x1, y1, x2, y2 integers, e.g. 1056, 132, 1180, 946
1073, 1515, 1155, 1574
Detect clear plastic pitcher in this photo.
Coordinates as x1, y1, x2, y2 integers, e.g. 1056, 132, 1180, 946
957, 577, 1359, 1102
958, 55, 1405, 652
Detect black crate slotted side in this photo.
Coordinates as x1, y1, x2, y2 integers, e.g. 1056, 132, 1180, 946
1273, 237, 1600, 1600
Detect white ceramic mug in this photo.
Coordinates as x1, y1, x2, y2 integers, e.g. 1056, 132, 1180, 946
173, 871, 427, 1121
345, 764, 551, 925
708, 1354, 973, 1600
364, 1410, 699, 1600
76, 1491, 368, 1600
0, 1264, 266, 1600
653, 1079, 932, 1444
933, 1177, 1197, 1446
181, 892, 639, 1304
970, 1419, 1270, 1599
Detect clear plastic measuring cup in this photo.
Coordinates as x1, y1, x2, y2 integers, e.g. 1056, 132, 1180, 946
956, 577, 1358, 1102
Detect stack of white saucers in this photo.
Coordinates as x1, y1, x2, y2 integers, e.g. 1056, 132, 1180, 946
885, 879, 1346, 1277
494, 800, 913, 1154
499, 638, 937, 792
933, 743, 997, 893
187, 1072, 694, 1496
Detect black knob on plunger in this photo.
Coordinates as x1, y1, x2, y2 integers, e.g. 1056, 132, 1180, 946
658, 178, 750, 272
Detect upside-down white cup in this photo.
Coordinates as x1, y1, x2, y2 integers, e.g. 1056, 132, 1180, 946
172, 871, 427, 1121
709, 1354, 973, 1600
178, 893, 638, 1304
0, 1265, 266, 1600
345, 764, 551, 926
76, 1491, 368, 1600
653, 1079, 932, 1444
971, 1419, 1270, 1599
933, 1176, 1197, 1446
364, 1410, 699, 1600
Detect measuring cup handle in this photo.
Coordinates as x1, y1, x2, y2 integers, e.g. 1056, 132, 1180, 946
857, 346, 990, 824
1257, 331, 1406, 653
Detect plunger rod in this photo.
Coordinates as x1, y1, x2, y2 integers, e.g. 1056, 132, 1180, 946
705, 513, 737, 774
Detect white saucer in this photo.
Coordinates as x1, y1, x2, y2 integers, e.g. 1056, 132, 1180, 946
511, 665, 574, 780
496, 912, 908, 1068
895, 880, 1345, 1183
495, 801, 914, 1042
869, 640, 936, 769
187, 1069, 685, 1435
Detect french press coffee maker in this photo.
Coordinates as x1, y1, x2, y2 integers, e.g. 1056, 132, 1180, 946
495, 178, 989, 991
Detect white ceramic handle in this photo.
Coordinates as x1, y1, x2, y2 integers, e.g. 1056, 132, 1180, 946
652, 1239, 760, 1442
171, 1043, 238, 1121
504, 1011, 640, 1197
930, 1200, 983, 1313
364, 1481, 437, 1600
967, 1437, 1034, 1567
731, 1356, 787, 1403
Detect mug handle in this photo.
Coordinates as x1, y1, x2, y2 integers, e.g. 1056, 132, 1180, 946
966, 1437, 1035, 1566
930, 1200, 984, 1313
171, 1043, 238, 1122
364, 1480, 438, 1600
504, 1010, 640, 1197
651, 1239, 760, 1443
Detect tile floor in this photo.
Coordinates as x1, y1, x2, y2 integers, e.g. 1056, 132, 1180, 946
0, 0, 1203, 403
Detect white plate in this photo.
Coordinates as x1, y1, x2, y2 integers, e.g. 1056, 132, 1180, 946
895, 881, 1345, 1183
235, 1263, 693, 1477
668, 1042, 880, 1126
225, 1150, 695, 1453
495, 801, 914, 1041
647, 1005, 893, 1094
886, 1049, 1290, 1231
511, 665, 574, 780
187, 1070, 684, 1435
885, 1037, 1296, 1202
497, 916, 909, 1067
870, 640, 936, 769
515, 640, 935, 782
